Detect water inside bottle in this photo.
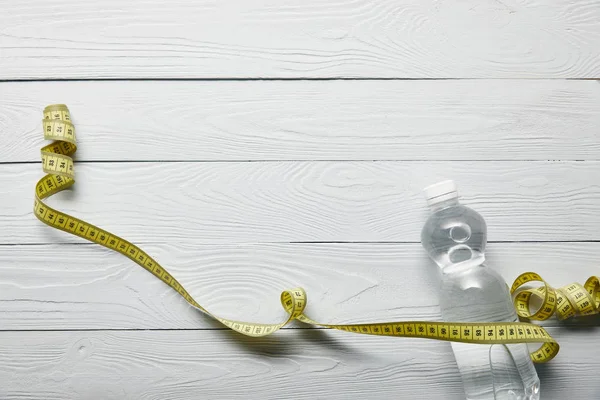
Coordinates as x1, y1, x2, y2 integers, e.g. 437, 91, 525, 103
421, 185, 540, 400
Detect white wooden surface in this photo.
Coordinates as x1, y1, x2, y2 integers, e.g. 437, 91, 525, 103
1, 0, 600, 79
3, 161, 600, 244
1, 0, 600, 399
1, 328, 600, 400
2, 242, 600, 330
3, 80, 600, 162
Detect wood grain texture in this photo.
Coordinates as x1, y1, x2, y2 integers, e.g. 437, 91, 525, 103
3, 161, 599, 244
1, 242, 599, 330
2, 80, 600, 162
1, 0, 600, 79
0, 328, 598, 399
3, 0, 600, 397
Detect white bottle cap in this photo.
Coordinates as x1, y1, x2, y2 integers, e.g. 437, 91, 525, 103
423, 180, 459, 207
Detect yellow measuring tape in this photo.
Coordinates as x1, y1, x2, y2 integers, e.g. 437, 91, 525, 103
34, 104, 600, 363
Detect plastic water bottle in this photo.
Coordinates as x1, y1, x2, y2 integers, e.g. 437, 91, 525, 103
421, 181, 540, 400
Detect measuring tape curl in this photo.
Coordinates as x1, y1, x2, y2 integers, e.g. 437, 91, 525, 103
34, 104, 600, 363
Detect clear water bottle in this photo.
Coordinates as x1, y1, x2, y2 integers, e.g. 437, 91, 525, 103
421, 180, 540, 400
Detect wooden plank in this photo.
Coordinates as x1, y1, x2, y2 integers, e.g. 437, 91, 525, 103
3, 161, 599, 244
0, 328, 596, 399
3, 80, 600, 162
1, 0, 599, 79
1, 242, 598, 330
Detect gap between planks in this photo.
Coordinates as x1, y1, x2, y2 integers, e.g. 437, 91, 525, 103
2, 78, 599, 82
1, 160, 593, 164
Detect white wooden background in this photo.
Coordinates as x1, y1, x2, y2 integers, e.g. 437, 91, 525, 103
1, 0, 600, 399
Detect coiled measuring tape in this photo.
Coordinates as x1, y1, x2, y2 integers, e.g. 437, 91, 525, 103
34, 104, 600, 363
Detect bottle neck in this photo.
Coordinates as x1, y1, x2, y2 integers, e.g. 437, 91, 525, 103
428, 197, 459, 212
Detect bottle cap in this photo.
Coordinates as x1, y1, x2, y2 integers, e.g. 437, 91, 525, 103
423, 180, 458, 207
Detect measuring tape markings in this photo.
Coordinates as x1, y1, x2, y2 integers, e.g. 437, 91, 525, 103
34, 104, 600, 363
